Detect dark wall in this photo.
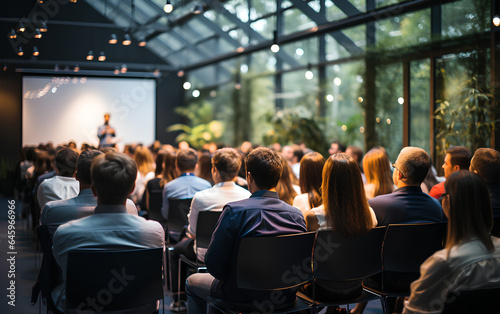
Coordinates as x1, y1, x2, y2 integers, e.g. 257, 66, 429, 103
156, 73, 184, 145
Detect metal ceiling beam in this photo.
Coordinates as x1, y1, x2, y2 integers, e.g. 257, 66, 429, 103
288, 0, 363, 55
203, 0, 301, 68
0, 58, 176, 71
332, 0, 361, 17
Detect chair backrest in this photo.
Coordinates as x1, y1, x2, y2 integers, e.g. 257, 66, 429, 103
442, 286, 500, 313
382, 222, 447, 273
148, 190, 166, 224
66, 247, 163, 313
313, 226, 386, 281
195, 210, 222, 250
492, 216, 500, 238
167, 198, 192, 235
236, 232, 316, 290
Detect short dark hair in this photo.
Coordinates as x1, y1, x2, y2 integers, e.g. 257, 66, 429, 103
293, 146, 304, 162
91, 152, 137, 205
332, 141, 346, 152
245, 147, 282, 190
55, 148, 78, 177
447, 146, 471, 170
176, 148, 198, 172
212, 148, 242, 181
76, 149, 103, 185
470, 148, 500, 184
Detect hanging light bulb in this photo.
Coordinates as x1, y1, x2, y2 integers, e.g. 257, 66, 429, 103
86, 50, 94, 61
17, 21, 25, 33
33, 46, 39, 56
98, 51, 106, 61
120, 64, 127, 73
2, 64, 7, 71
183, 81, 191, 90
17, 46, 24, 56
138, 38, 147, 46
109, 33, 117, 44
70, 0, 77, 3
8, 29, 17, 39
122, 34, 131, 45
164, 0, 173, 13
494, 15, 500, 27
305, 64, 313, 80
35, 28, 42, 38
74, 65, 80, 72
114, 67, 120, 75
270, 30, 279, 53
177, 70, 184, 77
39, 21, 47, 32
193, 3, 203, 14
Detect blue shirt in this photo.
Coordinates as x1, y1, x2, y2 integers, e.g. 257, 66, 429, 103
369, 186, 444, 226
161, 173, 211, 219
205, 190, 306, 304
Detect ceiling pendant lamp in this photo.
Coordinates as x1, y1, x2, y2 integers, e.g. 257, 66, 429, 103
35, 28, 42, 38
109, 33, 117, 44
120, 64, 127, 73
122, 34, 131, 45
8, 29, 17, 39
33, 46, 39, 56
164, 0, 173, 13
17, 46, 24, 56
98, 51, 106, 61
17, 21, 25, 33
39, 21, 48, 32
270, 30, 279, 53
138, 38, 147, 46
193, 3, 203, 14
74, 65, 80, 72
86, 50, 94, 60
114, 67, 120, 75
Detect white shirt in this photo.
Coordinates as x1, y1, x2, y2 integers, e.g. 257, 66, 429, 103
187, 181, 251, 260
311, 204, 378, 229
403, 237, 500, 314
37, 175, 79, 211
130, 170, 155, 204
292, 163, 300, 179
293, 193, 311, 216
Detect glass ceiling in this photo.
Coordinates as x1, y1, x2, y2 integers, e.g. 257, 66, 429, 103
83, 0, 409, 85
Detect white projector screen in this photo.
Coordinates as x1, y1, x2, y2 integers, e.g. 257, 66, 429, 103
22, 76, 156, 151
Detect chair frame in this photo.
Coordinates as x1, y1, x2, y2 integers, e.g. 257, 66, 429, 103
207, 232, 316, 314
65, 247, 164, 314
297, 227, 387, 313
166, 199, 192, 244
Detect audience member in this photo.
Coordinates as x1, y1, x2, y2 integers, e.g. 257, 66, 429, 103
52, 151, 164, 312
169, 148, 251, 311
37, 148, 79, 211
276, 153, 299, 205
130, 145, 155, 205
293, 152, 325, 215
185, 147, 306, 313
142, 150, 168, 211
420, 165, 440, 194
195, 152, 214, 185
41, 149, 138, 237
161, 148, 211, 219
291, 145, 304, 179
328, 141, 346, 155
403, 171, 500, 314
470, 148, 500, 216
363, 148, 394, 200
303, 154, 377, 312
429, 146, 471, 199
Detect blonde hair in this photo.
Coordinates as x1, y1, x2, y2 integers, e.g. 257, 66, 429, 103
363, 148, 394, 197
134, 146, 154, 176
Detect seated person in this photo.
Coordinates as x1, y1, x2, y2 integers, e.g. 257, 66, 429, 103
470, 148, 500, 216
185, 147, 306, 313
403, 170, 500, 313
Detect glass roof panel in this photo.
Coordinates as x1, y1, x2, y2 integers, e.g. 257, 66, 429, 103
283, 7, 316, 36
225, 0, 250, 23
249, 0, 277, 20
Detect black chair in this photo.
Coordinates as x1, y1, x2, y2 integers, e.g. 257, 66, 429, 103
174, 211, 222, 308
148, 190, 166, 226
441, 286, 500, 313
297, 227, 387, 313
31, 224, 63, 314
207, 232, 316, 313
492, 215, 500, 237
167, 199, 192, 244
364, 222, 447, 314
65, 247, 164, 314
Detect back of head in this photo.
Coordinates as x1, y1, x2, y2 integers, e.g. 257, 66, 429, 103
363, 148, 393, 196
212, 147, 241, 181
299, 152, 325, 208
292, 145, 304, 163
160, 152, 177, 187
134, 146, 154, 175
245, 147, 282, 190
76, 149, 103, 185
276, 154, 298, 205
322, 154, 372, 237
346, 145, 363, 163
470, 148, 500, 184
91, 152, 137, 205
444, 170, 493, 252
197, 153, 213, 182
154, 150, 167, 176
394, 146, 430, 185
447, 146, 472, 170
176, 148, 198, 172
55, 148, 79, 177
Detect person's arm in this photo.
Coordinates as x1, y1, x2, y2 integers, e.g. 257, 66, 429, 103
305, 209, 320, 231
186, 196, 200, 238
204, 205, 236, 281
403, 253, 452, 314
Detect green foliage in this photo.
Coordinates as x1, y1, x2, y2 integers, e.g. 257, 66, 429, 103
435, 76, 497, 154
167, 101, 225, 149
262, 107, 329, 155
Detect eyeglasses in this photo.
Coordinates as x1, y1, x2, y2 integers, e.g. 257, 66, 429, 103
392, 163, 405, 177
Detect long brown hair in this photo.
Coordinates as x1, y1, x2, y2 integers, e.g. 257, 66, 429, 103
362, 148, 394, 197
299, 152, 325, 209
323, 153, 373, 237
160, 152, 177, 188
444, 170, 493, 254
276, 154, 298, 205
134, 146, 154, 176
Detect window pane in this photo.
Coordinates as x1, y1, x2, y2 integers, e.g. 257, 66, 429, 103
410, 59, 431, 154
442, 0, 490, 38
376, 9, 430, 50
